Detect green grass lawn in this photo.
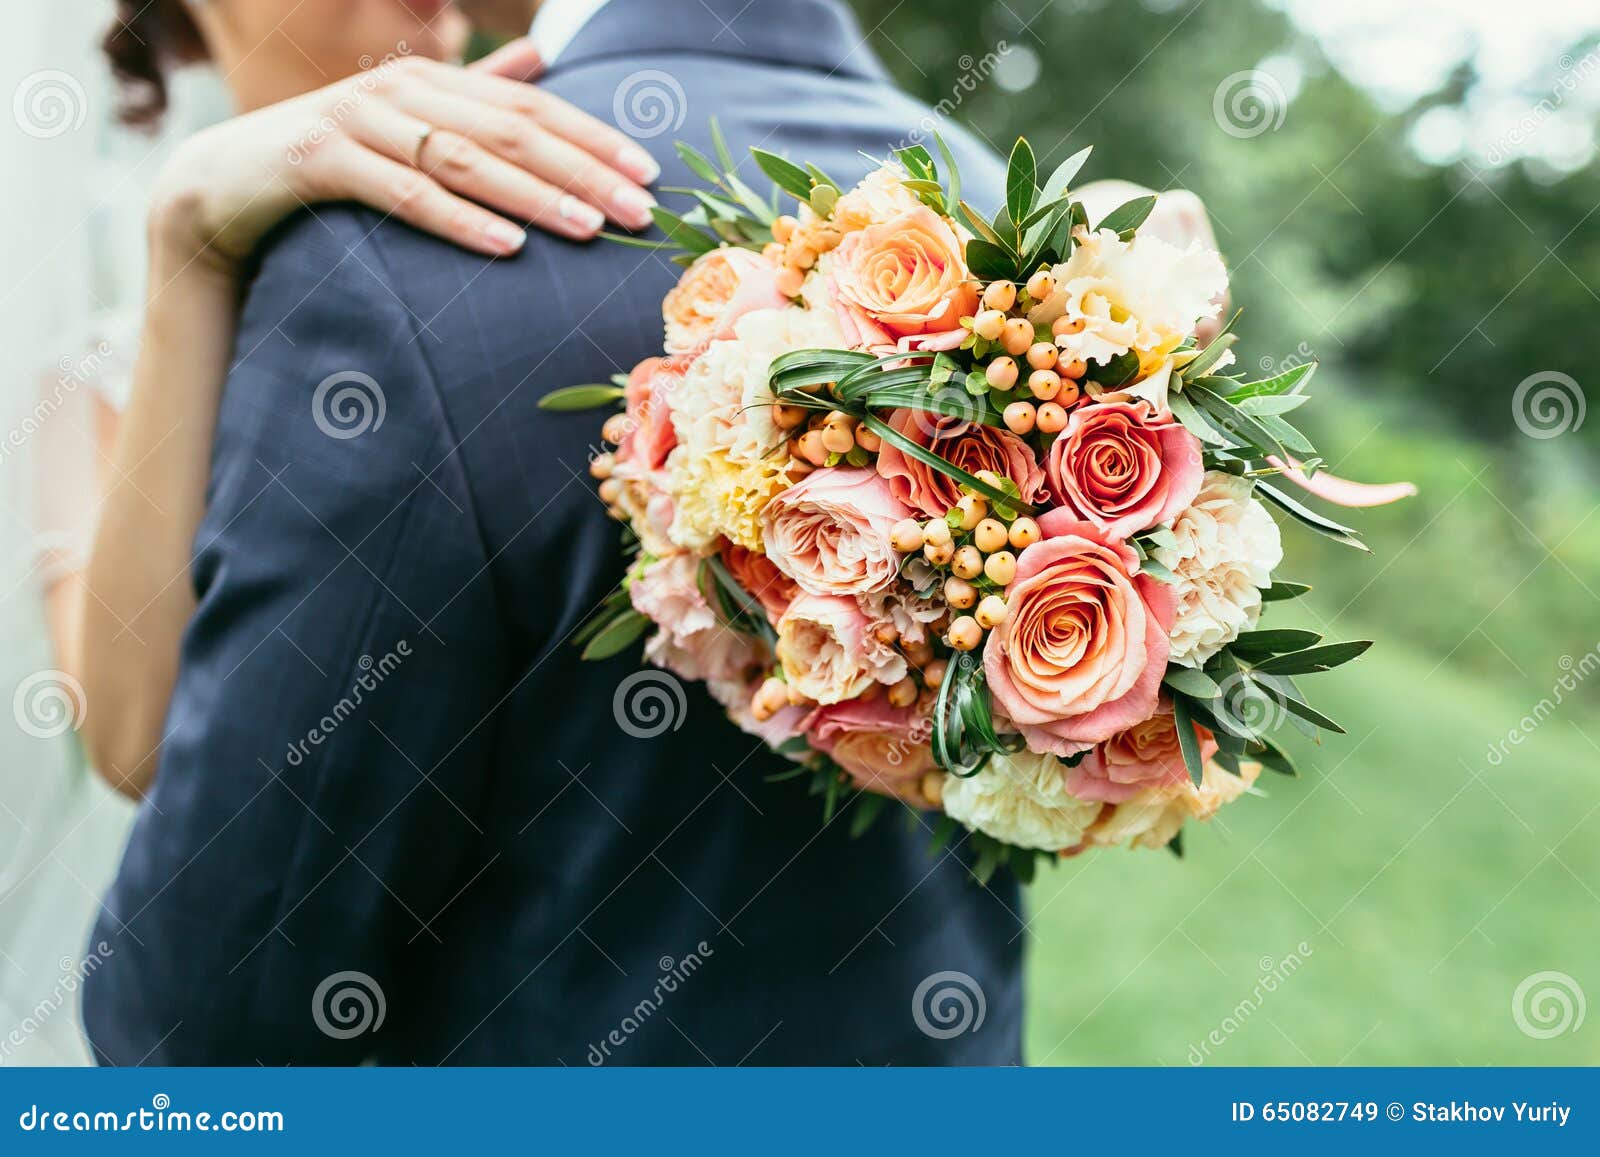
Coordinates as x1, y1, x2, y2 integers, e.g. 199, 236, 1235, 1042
1023, 607, 1600, 1066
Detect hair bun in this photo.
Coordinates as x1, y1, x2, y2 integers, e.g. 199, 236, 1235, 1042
102, 0, 207, 129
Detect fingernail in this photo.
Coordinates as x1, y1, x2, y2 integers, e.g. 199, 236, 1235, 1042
613, 186, 657, 230
484, 220, 527, 253
559, 195, 605, 235
618, 144, 660, 184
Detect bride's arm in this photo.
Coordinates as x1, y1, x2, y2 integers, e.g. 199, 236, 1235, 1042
77, 41, 659, 797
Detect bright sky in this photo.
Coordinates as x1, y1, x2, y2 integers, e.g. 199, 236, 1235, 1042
1274, 0, 1600, 170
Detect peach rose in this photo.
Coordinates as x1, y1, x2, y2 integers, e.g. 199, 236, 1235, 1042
662, 246, 787, 356
761, 467, 910, 596
1066, 697, 1217, 803
875, 409, 1047, 518
615, 356, 689, 473
828, 205, 978, 353
718, 539, 798, 625
983, 510, 1175, 755
804, 696, 935, 804
776, 592, 907, 704
1045, 400, 1203, 539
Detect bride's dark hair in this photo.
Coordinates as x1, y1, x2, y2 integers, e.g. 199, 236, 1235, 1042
103, 0, 210, 128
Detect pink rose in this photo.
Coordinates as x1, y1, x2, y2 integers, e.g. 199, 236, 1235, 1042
632, 554, 765, 685
761, 467, 911, 596
1066, 697, 1218, 803
775, 591, 906, 705
875, 409, 1046, 518
1045, 400, 1203, 539
804, 696, 935, 804
828, 205, 979, 353
983, 510, 1175, 755
661, 247, 787, 356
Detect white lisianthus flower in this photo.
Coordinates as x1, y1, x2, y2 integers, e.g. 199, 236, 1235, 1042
666, 303, 845, 550
941, 749, 1103, 852
1153, 471, 1283, 667
1027, 228, 1227, 367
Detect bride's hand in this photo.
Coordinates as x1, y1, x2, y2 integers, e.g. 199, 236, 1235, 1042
147, 39, 658, 268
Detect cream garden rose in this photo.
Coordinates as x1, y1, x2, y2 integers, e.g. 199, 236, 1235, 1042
1153, 470, 1283, 666
941, 748, 1104, 851
776, 591, 907, 704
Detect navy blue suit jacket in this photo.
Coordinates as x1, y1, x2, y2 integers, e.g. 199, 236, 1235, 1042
84, 0, 1025, 1065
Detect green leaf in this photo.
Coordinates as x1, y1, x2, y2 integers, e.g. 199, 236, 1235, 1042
1096, 349, 1142, 388
965, 238, 1018, 281
1256, 481, 1370, 551
848, 792, 888, 839
1140, 555, 1178, 584
1040, 145, 1092, 198
1251, 737, 1298, 778
750, 148, 814, 203
537, 384, 625, 411
1171, 695, 1206, 787
1247, 676, 1347, 734
709, 116, 735, 173
933, 132, 963, 211
957, 200, 1006, 247
1237, 393, 1310, 417
1096, 194, 1158, 238
649, 206, 718, 255
1168, 391, 1228, 445
1005, 137, 1038, 232
1187, 382, 1288, 461
599, 231, 678, 251
580, 611, 650, 660
1252, 641, 1374, 676
1230, 359, 1318, 401
1262, 581, 1312, 601
1231, 628, 1324, 656
674, 141, 721, 184
1163, 666, 1220, 698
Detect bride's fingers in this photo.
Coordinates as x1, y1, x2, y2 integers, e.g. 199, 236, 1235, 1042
346, 105, 605, 242
421, 61, 659, 186
467, 37, 544, 83
337, 145, 531, 257
380, 82, 654, 229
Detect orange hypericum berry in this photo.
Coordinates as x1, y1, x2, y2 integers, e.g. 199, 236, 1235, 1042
1027, 369, 1062, 400
1026, 270, 1056, 300
944, 576, 977, 610
772, 215, 798, 244
1008, 516, 1042, 550
975, 594, 1009, 629
1026, 341, 1059, 371
1059, 357, 1088, 380
982, 280, 1017, 311
951, 545, 984, 581
973, 518, 1008, 554
890, 518, 925, 553
1001, 317, 1035, 356
984, 550, 1017, 587
972, 309, 1007, 341
1036, 402, 1069, 434
985, 356, 1019, 391
1052, 315, 1086, 338
947, 616, 983, 652
1003, 400, 1037, 435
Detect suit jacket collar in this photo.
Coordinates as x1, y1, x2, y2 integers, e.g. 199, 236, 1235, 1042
552, 0, 889, 83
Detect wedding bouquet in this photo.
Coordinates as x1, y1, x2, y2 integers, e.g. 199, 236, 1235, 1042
545, 128, 1407, 880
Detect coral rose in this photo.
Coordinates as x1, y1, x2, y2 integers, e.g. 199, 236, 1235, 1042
1066, 697, 1218, 803
875, 409, 1047, 519
615, 356, 688, 473
761, 467, 910, 596
983, 510, 1175, 754
804, 696, 935, 804
661, 246, 787, 355
718, 539, 798, 625
828, 204, 978, 352
1045, 399, 1203, 538
776, 592, 907, 705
